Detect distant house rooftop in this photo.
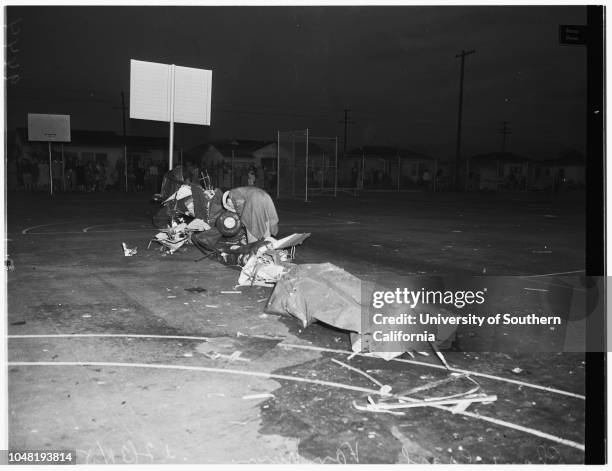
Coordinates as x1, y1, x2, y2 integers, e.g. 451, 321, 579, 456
469, 152, 533, 164
210, 139, 275, 156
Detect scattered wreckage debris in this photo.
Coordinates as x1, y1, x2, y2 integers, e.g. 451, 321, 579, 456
331, 358, 392, 395
350, 369, 496, 416
352, 392, 497, 415
121, 243, 138, 256
326, 355, 493, 416
5, 256, 15, 271
150, 167, 308, 271
242, 393, 275, 400
195, 341, 251, 362
151, 168, 235, 255
184, 287, 208, 293
146, 167, 498, 421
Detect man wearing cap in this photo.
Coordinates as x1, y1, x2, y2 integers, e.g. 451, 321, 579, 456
223, 186, 279, 243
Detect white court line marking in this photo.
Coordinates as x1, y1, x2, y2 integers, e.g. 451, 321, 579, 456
519, 276, 587, 292
83, 222, 137, 232
440, 407, 584, 451
521, 270, 585, 278
523, 288, 549, 292
283, 222, 360, 227
8, 334, 585, 400
9, 333, 210, 342
21, 221, 74, 235
9, 360, 381, 396
8, 361, 584, 451
15, 229, 151, 236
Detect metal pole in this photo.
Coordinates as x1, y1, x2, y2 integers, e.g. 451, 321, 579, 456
231, 150, 234, 187
334, 137, 338, 197
343, 109, 348, 156
433, 158, 438, 192
305, 128, 309, 202
276, 131, 280, 199
61, 143, 65, 191
169, 64, 176, 170
121, 91, 127, 139
321, 150, 325, 191
361, 152, 365, 190
48, 142, 53, 195
496, 159, 500, 191
291, 133, 295, 197
397, 155, 400, 192
124, 145, 128, 192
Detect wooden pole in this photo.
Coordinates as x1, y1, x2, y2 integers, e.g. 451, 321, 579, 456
334, 137, 338, 197
48, 142, 53, 195
496, 159, 500, 191
61, 143, 65, 191
305, 128, 309, 202
397, 154, 400, 192
124, 145, 128, 192
361, 152, 365, 190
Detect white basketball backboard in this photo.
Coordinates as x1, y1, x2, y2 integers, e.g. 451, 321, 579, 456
129, 59, 212, 126
27, 114, 71, 142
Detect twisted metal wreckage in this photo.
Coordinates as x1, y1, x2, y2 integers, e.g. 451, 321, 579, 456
144, 166, 496, 414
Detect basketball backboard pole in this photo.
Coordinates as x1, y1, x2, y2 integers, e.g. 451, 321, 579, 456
27, 113, 71, 196
169, 64, 176, 170
129, 59, 212, 173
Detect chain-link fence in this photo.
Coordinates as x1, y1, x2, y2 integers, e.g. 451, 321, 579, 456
277, 130, 338, 201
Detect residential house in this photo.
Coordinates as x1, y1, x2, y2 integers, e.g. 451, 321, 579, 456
467, 152, 533, 191
186, 139, 276, 189
532, 152, 585, 191
344, 146, 437, 190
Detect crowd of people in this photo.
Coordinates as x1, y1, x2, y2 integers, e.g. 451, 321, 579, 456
181, 161, 276, 194
7, 151, 277, 195
7, 154, 168, 193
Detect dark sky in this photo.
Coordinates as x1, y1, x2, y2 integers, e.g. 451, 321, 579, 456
6, 5, 587, 159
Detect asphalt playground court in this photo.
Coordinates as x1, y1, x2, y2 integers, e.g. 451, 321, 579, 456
6, 189, 586, 464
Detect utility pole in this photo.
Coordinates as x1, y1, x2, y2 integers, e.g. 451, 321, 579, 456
113, 91, 129, 191
338, 108, 355, 156
454, 49, 475, 191
499, 121, 511, 153
113, 90, 128, 140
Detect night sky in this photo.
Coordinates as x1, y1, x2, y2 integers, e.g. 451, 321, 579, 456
6, 5, 587, 160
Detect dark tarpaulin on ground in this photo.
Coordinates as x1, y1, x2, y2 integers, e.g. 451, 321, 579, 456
266, 263, 447, 358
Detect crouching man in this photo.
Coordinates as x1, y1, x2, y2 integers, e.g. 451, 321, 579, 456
222, 186, 279, 243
